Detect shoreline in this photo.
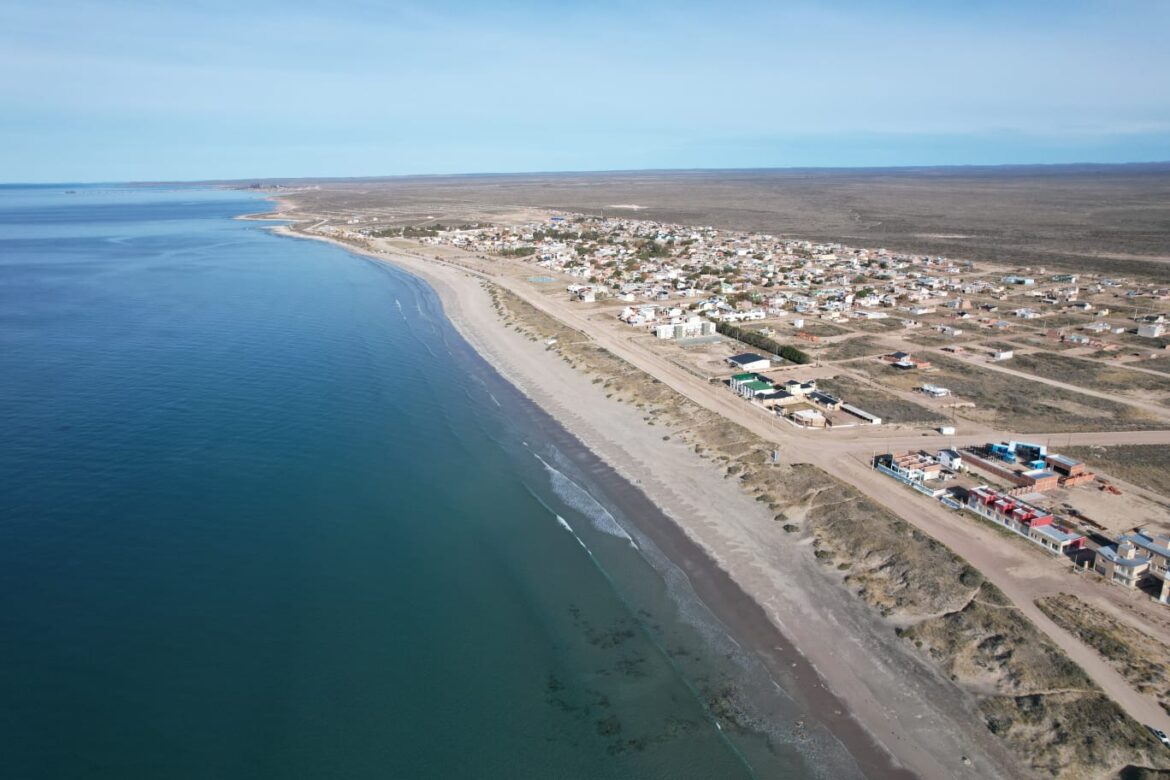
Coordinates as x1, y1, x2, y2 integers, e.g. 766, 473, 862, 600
262, 216, 1022, 779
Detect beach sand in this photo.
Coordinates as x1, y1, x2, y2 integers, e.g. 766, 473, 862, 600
271, 223, 1026, 779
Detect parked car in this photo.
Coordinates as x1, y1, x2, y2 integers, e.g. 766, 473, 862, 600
1150, 727, 1170, 748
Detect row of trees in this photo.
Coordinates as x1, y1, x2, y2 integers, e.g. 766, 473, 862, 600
716, 322, 811, 365
498, 246, 537, 257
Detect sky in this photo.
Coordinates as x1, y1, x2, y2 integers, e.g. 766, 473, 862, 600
1, 0, 1168, 182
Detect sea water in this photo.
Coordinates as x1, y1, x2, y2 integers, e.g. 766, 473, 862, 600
0, 185, 858, 779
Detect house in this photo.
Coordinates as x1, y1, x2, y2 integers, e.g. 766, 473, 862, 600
790, 408, 827, 428
1020, 469, 1061, 493
783, 379, 817, 396
938, 449, 962, 470
884, 451, 943, 482
885, 350, 925, 369
964, 487, 1084, 555
1096, 531, 1170, 602
738, 380, 774, 399
1045, 454, 1086, 477
884, 350, 932, 370
730, 373, 770, 398
808, 391, 842, 410
1138, 323, 1166, 338
655, 317, 715, 340
1094, 539, 1152, 590
763, 390, 803, 408
727, 353, 771, 372
919, 384, 951, 398
991, 350, 1014, 361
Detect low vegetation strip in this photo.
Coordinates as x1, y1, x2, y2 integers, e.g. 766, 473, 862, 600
815, 375, 948, 425
488, 283, 1170, 778
715, 322, 811, 364
1037, 594, 1170, 717
816, 335, 886, 362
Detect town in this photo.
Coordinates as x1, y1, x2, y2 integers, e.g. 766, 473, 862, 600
335, 211, 1170, 614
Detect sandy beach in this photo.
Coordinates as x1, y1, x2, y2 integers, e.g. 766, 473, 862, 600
268, 220, 1033, 779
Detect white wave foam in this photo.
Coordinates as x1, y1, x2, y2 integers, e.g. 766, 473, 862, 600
555, 514, 591, 552
533, 453, 637, 549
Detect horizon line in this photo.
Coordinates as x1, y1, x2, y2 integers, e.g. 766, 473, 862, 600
4, 159, 1170, 187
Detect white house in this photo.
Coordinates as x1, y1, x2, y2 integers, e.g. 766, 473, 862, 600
938, 449, 962, 470
1138, 323, 1166, 338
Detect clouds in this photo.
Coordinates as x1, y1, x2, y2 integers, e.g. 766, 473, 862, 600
1, 0, 1167, 180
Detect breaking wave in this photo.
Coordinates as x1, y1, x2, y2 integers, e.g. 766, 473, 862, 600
532, 452, 637, 549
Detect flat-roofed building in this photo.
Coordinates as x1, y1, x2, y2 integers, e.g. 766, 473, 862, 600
887, 451, 943, 482
727, 353, 771, 372
965, 486, 1084, 555
939, 449, 962, 470
1021, 469, 1061, 492
791, 408, 827, 428
1045, 454, 1087, 478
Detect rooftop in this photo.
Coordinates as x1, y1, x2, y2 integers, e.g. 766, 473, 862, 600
1097, 545, 1152, 568
729, 353, 767, 365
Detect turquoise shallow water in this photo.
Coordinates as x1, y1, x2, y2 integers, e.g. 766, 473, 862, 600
0, 185, 854, 779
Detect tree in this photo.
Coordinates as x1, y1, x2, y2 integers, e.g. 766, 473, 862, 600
715, 322, 811, 364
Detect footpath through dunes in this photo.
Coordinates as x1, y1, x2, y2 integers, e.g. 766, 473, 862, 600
277, 220, 1170, 779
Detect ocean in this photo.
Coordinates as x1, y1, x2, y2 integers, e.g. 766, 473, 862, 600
0, 185, 860, 779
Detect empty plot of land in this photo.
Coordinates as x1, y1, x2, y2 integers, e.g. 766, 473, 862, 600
817, 336, 888, 362
1008, 352, 1170, 405
905, 332, 975, 348
1138, 356, 1170, 376
816, 375, 948, 425
852, 354, 1166, 432
1062, 444, 1170, 500
849, 318, 905, 333
792, 319, 850, 337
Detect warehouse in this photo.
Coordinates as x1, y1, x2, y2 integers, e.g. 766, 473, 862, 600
727, 353, 771, 372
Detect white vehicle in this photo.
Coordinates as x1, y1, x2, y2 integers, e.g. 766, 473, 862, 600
1151, 727, 1170, 748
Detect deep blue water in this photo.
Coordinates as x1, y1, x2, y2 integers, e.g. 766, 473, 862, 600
0, 185, 853, 779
